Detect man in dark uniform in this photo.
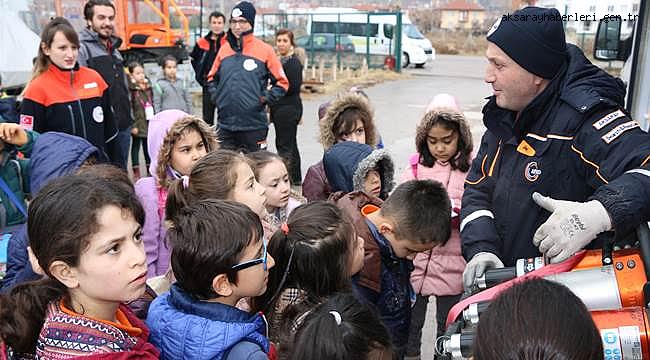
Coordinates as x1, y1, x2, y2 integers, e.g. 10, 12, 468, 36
461, 6, 650, 290
190, 11, 226, 126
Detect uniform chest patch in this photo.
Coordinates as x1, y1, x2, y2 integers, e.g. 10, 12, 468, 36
602, 121, 639, 144
524, 161, 542, 182
593, 109, 625, 130
243, 59, 257, 71
92, 106, 104, 123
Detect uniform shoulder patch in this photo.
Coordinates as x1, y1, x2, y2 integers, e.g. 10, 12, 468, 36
593, 109, 625, 130
601, 121, 640, 144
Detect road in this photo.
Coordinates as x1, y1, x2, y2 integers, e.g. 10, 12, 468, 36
267, 54, 491, 185
265, 54, 491, 359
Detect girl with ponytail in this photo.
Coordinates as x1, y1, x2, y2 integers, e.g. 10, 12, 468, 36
0, 174, 158, 358
165, 149, 267, 225
289, 292, 394, 360
253, 201, 365, 349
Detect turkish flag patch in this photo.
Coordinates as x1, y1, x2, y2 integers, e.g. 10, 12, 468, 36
20, 115, 33, 130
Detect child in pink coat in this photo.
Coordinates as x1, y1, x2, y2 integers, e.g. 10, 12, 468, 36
402, 94, 474, 359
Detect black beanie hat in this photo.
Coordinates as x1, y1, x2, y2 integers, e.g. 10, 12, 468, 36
231, 1, 256, 28
487, 7, 567, 79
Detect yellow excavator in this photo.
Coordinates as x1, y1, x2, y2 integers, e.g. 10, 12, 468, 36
54, 0, 190, 63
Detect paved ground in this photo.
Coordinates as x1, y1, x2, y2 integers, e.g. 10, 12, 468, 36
135, 54, 490, 359
265, 54, 491, 359
267, 54, 491, 179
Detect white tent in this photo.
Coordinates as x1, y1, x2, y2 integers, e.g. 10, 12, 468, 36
0, 12, 40, 88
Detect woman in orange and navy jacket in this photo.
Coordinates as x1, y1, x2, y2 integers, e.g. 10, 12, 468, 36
20, 17, 118, 161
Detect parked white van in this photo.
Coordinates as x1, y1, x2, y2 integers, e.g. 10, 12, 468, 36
306, 9, 435, 68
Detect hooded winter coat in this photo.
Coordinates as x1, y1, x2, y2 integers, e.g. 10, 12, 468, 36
134, 110, 186, 278
461, 44, 650, 267
0, 132, 101, 292
78, 28, 132, 131
146, 284, 270, 360
400, 108, 473, 296
303, 93, 378, 201
323, 141, 394, 200
134, 110, 218, 277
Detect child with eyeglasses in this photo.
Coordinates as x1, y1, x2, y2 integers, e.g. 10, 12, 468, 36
146, 199, 276, 360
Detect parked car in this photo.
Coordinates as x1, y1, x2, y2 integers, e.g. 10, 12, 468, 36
296, 33, 355, 53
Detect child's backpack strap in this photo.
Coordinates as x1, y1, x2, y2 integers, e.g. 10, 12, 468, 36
10, 160, 22, 196
409, 153, 420, 179
0, 162, 26, 218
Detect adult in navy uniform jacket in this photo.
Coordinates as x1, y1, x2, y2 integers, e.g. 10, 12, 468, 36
20, 17, 117, 159
461, 7, 650, 290
207, 1, 289, 153
190, 10, 226, 126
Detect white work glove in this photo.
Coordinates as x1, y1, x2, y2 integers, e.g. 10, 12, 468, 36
532, 192, 612, 264
462, 252, 504, 291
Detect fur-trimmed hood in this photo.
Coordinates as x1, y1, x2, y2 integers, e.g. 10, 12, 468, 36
415, 109, 473, 159
323, 141, 394, 199
319, 93, 377, 149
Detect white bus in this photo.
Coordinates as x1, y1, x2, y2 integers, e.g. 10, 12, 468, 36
306, 9, 435, 68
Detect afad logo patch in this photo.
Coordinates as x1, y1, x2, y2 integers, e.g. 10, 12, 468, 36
524, 161, 542, 182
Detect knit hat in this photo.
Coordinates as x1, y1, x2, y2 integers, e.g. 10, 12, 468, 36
487, 7, 567, 79
425, 93, 460, 113
231, 1, 256, 28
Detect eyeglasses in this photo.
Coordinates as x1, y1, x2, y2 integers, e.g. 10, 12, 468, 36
231, 237, 268, 271
229, 19, 249, 26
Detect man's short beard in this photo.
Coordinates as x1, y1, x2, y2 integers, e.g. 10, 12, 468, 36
94, 26, 113, 39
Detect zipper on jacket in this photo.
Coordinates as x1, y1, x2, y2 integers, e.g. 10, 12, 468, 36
67, 104, 77, 135
78, 99, 88, 139
69, 68, 88, 139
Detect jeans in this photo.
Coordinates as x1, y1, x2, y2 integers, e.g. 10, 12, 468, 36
113, 127, 132, 170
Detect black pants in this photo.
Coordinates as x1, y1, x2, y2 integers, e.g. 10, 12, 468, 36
131, 135, 150, 167
405, 293, 462, 358
218, 127, 269, 153
202, 86, 216, 126
270, 104, 302, 185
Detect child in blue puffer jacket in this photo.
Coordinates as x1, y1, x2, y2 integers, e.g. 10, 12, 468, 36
146, 199, 276, 360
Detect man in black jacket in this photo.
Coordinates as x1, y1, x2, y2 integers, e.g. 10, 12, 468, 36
78, 0, 132, 169
461, 6, 650, 291
190, 11, 225, 126
206, 1, 288, 153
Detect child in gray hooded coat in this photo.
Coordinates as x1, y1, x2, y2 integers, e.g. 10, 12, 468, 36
154, 55, 192, 114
